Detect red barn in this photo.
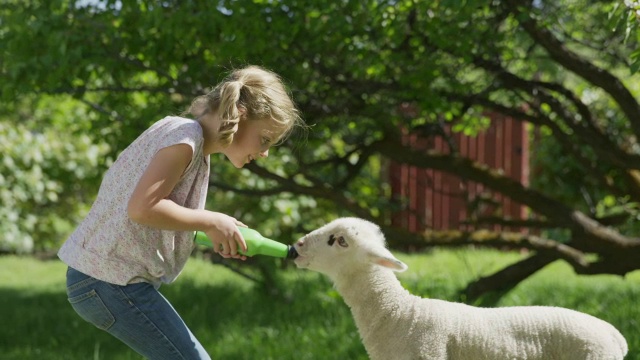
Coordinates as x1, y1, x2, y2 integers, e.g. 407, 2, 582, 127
389, 114, 530, 233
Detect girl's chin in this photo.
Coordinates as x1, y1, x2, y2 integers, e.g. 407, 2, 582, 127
228, 160, 244, 168
225, 155, 247, 168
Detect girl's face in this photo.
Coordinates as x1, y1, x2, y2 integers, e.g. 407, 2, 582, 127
223, 118, 279, 168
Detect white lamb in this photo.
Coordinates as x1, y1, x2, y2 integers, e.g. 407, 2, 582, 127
293, 217, 629, 360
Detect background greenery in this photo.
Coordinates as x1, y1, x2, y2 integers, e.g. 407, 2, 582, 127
2, 0, 640, 293
0, 249, 638, 360
2, 0, 640, 357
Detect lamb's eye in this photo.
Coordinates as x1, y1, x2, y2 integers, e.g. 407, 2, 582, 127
337, 236, 348, 248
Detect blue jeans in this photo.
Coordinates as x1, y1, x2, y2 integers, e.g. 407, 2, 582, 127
65, 267, 210, 360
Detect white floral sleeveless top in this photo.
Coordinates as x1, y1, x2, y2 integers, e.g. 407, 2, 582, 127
58, 116, 210, 287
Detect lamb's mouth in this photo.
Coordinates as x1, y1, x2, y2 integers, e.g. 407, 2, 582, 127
293, 255, 308, 268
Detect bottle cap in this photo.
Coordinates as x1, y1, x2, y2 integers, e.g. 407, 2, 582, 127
286, 246, 299, 259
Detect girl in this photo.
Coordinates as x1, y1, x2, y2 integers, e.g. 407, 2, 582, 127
58, 65, 303, 359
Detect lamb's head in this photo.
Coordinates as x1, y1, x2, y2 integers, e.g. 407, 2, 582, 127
294, 217, 408, 278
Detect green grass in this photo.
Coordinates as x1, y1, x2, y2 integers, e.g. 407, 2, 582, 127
0, 248, 638, 359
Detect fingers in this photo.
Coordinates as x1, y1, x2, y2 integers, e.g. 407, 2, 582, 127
215, 245, 246, 260
226, 237, 239, 256
230, 215, 247, 229
228, 253, 247, 261
216, 241, 235, 258
219, 242, 231, 256
233, 228, 248, 253
214, 233, 246, 260
205, 213, 248, 261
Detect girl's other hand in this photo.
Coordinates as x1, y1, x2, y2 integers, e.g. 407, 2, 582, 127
204, 212, 248, 260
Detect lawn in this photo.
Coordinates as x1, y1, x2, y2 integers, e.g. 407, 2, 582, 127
0, 248, 637, 360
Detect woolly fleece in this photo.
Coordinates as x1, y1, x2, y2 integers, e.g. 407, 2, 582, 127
294, 217, 628, 360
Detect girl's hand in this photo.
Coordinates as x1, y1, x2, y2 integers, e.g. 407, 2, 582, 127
204, 212, 248, 260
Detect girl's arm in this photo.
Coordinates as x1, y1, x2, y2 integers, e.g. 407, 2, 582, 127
127, 144, 247, 258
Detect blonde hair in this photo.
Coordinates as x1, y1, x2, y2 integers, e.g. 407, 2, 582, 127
188, 65, 303, 147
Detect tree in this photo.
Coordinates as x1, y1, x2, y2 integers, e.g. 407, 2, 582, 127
0, 95, 108, 253
2, 0, 640, 300
619, 0, 640, 73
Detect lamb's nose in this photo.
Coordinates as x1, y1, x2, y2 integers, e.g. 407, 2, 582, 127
296, 239, 305, 247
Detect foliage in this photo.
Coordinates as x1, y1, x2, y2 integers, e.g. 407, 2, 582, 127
0, 96, 109, 252
2, 0, 640, 299
619, 0, 640, 73
0, 250, 638, 359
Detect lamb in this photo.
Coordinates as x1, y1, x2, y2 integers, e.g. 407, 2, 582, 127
293, 217, 629, 360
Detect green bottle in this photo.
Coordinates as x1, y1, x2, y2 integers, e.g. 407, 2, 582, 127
194, 227, 298, 259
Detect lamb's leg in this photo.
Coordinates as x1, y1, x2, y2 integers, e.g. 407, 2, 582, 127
583, 350, 625, 360
585, 355, 614, 360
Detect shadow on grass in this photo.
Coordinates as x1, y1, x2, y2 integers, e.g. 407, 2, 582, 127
0, 274, 367, 360
165, 275, 367, 360
0, 286, 147, 360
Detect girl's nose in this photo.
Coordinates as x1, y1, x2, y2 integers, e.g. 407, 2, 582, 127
259, 149, 269, 158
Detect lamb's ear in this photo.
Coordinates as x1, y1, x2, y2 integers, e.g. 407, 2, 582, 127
368, 248, 408, 272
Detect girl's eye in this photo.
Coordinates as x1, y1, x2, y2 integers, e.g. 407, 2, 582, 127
261, 137, 271, 145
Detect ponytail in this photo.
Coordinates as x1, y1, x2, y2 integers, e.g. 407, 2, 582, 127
187, 65, 304, 148
216, 80, 243, 147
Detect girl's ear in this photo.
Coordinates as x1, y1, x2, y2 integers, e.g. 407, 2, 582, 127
230, 122, 239, 134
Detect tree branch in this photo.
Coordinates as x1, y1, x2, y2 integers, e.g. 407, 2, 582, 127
462, 252, 558, 303
502, 0, 640, 139
415, 228, 588, 268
